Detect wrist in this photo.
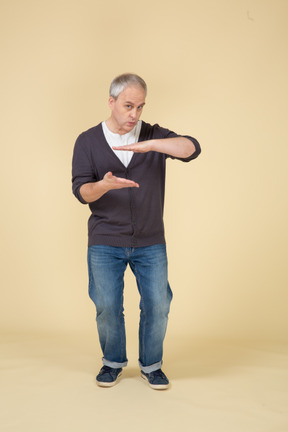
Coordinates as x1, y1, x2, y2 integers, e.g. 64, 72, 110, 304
149, 139, 157, 152
99, 179, 110, 193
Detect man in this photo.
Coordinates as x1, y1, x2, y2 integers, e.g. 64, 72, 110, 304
72, 73, 201, 390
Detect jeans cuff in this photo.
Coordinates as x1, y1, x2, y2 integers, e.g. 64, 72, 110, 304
103, 357, 128, 369
139, 360, 163, 373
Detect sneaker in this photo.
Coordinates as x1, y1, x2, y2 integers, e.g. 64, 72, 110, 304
141, 369, 170, 390
96, 366, 122, 387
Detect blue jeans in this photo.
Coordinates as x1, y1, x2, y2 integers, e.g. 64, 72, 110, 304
87, 244, 173, 373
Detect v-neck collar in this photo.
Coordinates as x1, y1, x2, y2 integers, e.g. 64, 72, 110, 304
100, 121, 144, 169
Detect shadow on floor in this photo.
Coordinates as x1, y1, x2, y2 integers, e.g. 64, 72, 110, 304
1, 332, 274, 382
164, 336, 260, 380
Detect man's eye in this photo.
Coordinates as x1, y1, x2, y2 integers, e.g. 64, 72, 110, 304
138, 106, 143, 110
126, 105, 131, 109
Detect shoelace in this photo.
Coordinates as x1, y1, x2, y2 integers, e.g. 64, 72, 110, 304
150, 369, 167, 379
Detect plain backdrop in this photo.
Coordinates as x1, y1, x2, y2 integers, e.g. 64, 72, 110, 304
1, 0, 288, 347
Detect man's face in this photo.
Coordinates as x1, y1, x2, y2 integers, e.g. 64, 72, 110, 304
108, 85, 146, 134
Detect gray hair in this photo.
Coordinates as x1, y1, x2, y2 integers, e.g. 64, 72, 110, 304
109, 73, 147, 99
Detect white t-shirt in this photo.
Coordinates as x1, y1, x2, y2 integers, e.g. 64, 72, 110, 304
102, 120, 142, 168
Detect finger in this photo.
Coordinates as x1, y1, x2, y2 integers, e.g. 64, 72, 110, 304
114, 183, 139, 189
117, 178, 139, 187
112, 145, 134, 151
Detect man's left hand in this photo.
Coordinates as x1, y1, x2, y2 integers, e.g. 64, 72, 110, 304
113, 141, 152, 153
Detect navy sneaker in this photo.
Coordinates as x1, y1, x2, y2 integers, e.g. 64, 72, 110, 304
96, 366, 122, 387
141, 369, 170, 390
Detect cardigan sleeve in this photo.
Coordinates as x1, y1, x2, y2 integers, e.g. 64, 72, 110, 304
176, 135, 201, 161
144, 123, 201, 162
71, 133, 97, 204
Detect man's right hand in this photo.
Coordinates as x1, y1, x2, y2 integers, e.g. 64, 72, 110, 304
102, 171, 139, 190
80, 171, 139, 203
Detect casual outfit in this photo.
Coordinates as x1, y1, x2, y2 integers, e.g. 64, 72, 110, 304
72, 121, 201, 247
72, 120, 201, 386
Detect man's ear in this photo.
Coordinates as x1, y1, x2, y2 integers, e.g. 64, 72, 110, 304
108, 96, 115, 109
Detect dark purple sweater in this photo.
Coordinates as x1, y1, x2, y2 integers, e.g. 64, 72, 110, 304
72, 121, 201, 247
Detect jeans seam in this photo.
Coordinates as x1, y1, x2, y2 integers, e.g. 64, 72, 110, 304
132, 261, 146, 366
120, 288, 126, 362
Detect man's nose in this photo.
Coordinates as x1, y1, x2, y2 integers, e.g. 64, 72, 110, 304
130, 108, 137, 118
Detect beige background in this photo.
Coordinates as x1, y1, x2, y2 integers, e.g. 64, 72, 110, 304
1, 0, 287, 341
1, 1, 288, 430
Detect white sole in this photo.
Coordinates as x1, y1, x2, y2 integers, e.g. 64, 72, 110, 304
141, 373, 169, 390
96, 371, 122, 387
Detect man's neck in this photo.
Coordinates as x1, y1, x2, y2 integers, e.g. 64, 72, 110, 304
105, 117, 125, 135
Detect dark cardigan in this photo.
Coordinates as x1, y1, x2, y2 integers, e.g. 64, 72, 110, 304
72, 121, 201, 247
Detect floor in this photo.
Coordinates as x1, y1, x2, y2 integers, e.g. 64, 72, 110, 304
1, 333, 288, 432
